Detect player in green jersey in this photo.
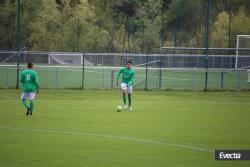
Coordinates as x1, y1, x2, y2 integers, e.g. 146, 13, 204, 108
116, 60, 135, 111
20, 63, 39, 116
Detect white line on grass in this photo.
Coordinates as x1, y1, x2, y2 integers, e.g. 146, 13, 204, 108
0, 126, 213, 153
0, 94, 13, 99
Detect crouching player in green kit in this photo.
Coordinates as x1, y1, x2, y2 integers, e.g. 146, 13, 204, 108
20, 62, 39, 116
116, 60, 135, 111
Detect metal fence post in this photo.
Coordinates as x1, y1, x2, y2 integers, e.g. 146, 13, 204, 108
55, 67, 58, 89
237, 70, 241, 90
16, 0, 21, 89
111, 69, 114, 89
204, 57, 209, 91
145, 53, 149, 90
82, 53, 85, 89
197, 57, 199, 68
204, 0, 211, 91
102, 55, 104, 66
221, 71, 224, 90
192, 68, 196, 91
159, 59, 163, 89
102, 68, 105, 89
6, 66, 9, 88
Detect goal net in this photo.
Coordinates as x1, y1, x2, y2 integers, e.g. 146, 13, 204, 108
235, 35, 250, 69
48, 52, 93, 66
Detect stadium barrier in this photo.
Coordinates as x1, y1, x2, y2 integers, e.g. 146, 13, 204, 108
0, 65, 250, 90
0, 49, 250, 90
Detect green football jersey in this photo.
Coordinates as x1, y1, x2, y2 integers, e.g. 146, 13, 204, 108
20, 69, 39, 93
117, 67, 135, 85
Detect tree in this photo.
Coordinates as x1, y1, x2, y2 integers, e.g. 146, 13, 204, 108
210, 11, 229, 48
231, 7, 250, 48
28, 0, 109, 52
0, 0, 249, 52
28, 0, 61, 51
0, 0, 16, 49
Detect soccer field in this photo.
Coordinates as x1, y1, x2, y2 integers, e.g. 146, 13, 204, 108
0, 89, 250, 167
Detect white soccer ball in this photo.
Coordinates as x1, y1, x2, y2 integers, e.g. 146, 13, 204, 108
116, 105, 123, 112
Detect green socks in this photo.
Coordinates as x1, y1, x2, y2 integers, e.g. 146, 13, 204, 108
22, 99, 28, 109
22, 99, 34, 113
122, 93, 132, 107
123, 93, 126, 105
30, 100, 34, 113
128, 93, 131, 107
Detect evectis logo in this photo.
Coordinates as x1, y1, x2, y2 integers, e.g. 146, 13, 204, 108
219, 152, 241, 159
215, 150, 250, 160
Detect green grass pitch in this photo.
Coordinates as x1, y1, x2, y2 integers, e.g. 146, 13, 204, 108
0, 89, 250, 167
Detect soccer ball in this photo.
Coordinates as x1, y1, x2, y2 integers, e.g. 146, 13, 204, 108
116, 105, 123, 112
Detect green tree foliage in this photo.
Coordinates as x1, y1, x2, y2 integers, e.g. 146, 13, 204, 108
231, 7, 250, 48
0, 0, 249, 52
28, 0, 61, 51
0, 0, 16, 49
135, 0, 162, 52
210, 11, 229, 48
28, 0, 109, 52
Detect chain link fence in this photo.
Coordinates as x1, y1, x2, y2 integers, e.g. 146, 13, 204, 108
0, 50, 250, 90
